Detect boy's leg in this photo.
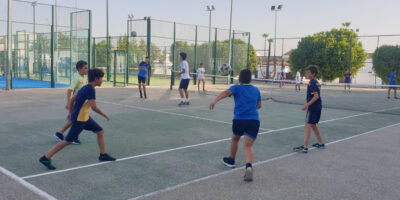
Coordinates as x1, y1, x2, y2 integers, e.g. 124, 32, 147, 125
184, 89, 189, 99
303, 123, 312, 147
95, 130, 106, 154
311, 124, 323, 144
45, 140, 72, 159
230, 135, 241, 159
178, 88, 184, 98
202, 80, 205, 91
243, 136, 254, 164
138, 82, 143, 98
394, 88, 397, 98
58, 120, 72, 134
197, 81, 200, 90
388, 88, 391, 98
143, 82, 147, 98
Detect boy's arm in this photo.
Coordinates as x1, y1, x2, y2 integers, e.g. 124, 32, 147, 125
257, 101, 262, 109
66, 89, 73, 110
88, 99, 110, 121
176, 68, 185, 77
210, 90, 232, 110
302, 92, 319, 111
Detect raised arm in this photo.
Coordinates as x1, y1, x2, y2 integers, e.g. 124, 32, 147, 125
210, 90, 232, 110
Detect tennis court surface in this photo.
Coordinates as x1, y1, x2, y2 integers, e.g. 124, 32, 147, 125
1, 83, 400, 200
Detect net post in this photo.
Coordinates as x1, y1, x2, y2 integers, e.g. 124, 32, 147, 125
126, 21, 130, 85
170, 22, 176, 90
113, 50, 116, 87
50, 5, 55, 88
193, 25, 198, 85
213, 28, 217, 84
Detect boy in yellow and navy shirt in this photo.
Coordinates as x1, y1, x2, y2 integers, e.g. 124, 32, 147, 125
54, 60, 88, 145
40, 68, 116, 170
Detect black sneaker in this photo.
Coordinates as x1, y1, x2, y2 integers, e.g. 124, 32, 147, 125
72, 139, 81, 145
293, 145, 308, 153
312, 143, 325, 149
54, 132, 64, 141
178, 101, 185, 106
222, 157, 236, 168
39, 156, 56, 170
99, 153, 116, 162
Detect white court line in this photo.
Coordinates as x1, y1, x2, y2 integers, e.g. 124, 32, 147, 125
98, 100, 271, 131
129, 122, 400, 200
0, 166, 57, 200
21, 107, 382, 180
159, 103, 233, 111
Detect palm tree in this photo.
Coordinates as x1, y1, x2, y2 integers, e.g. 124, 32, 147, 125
260, 33, 269, 78
342, 22, 351, 29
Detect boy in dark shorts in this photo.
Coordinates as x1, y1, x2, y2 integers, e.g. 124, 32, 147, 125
176, 52, 190, 105
210, 69, 262, 182
39, 68, 116, 170
294, 65, 325, 153
344, 69, 352, 93
386, 69, 398, 99
138, 57, 151, 99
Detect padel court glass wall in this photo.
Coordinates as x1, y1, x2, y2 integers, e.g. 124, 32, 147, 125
0, 0, 91, 89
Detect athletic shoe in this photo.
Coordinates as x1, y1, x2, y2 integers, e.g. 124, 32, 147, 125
244, 167, 253, 182
178, 101, 185, 106
222, 157, 236, 168
72, 139, 81, 145
293, 145, 308, 153
185, 101, 190, 105
99, 153, 116, 162
311, 143, 325, 149
54, 132, 64, 141
39, 156, 56, 170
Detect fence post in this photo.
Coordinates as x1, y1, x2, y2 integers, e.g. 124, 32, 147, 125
88, 10, 92, 69
147, 18, 151, 86
50, 5, 55, 88
113, 50, 116, 87
230, 30, 235, 84
213, 28, 217, 84
92, 37, 96, 70
247, 32, 251, 69
170, 22, 176, 90
193, 25, 198, 85
126, 20, 130, 85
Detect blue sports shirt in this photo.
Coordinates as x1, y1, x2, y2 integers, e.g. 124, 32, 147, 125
228, 84, 261, 120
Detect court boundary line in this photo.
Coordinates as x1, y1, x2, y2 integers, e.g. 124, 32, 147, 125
21, 107, 386, 180
128, 122, 400, 200
0, 166, 57, 200
98, 100, 272, 131
158, 102, 233, 111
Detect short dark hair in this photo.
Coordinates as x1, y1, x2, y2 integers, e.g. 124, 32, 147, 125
392, 68, 397, 72
76, 60, 87, 70
180, 52, 187, 60
306, 65, 319, 76
145, 57, 149, 59
200, 63, 204, 66
88, 68, 104, 82
239, 69, 252, 84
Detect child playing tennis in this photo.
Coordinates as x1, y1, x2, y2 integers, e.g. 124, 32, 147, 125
387, 69, 398, 99
197, 63, 206, 91
40, 68, 116, 170
54, 60, 88, 145
210, 69, 262, 182
294, 65, 325, 153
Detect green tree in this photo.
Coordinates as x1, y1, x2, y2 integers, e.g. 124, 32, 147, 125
372, 45, 400, 84
289, 27, 367, 81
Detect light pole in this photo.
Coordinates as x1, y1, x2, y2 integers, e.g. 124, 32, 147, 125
262, 33, 268, 78
6, 0, 12, 90
106, 0, 110, 81
32, 1, 37, 76
271, 4, 282, 80
228, 0, 233, 67
206, 5, 215, 43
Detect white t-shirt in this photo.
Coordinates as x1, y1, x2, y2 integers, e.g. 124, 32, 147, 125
197, 67, 205, 79
296, 71, 301, 83
181, 60, 190, 79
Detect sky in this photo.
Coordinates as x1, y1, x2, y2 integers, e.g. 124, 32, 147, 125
6, 0, 400, 52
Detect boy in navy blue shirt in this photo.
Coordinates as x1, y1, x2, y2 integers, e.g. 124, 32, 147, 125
138, 57, 151, 99
294, 65, 324, 153
386, 69, 398, 99
210, 69, 262, 182
39, 68, 116, 170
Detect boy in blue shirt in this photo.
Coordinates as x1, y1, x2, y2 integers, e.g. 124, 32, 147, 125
39, 68, 116, 170
344, 69, 352, 93
210, 69, 262, 182
294, 65, 325, 153
138, 57, 151, 99
386, 69, 398, 99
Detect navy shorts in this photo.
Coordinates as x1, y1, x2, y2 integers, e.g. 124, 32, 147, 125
232, 119, 260, 140
65, 117, 103, 142
138, 76, 146, 83
179, 79, 190, 89
307, 109, 321, 124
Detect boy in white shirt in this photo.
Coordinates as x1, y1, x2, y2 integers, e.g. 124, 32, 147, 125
176, 52, 190, 105
197, 63, 206, 91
